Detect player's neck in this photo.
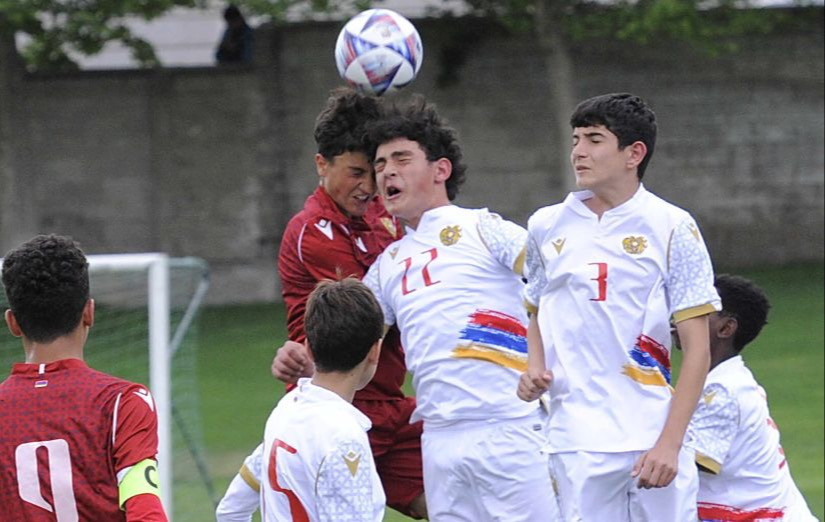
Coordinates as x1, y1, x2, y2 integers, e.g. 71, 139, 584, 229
584, 179, 640, 218
23, 327, 87, 364
310, 373, 360, 403
709, 346, 738, 372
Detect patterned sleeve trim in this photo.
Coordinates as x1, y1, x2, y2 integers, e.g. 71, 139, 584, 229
523, 233, 548, 309
695, 452, 722, 474
477, 210, 528, 273
316, 438, 374, 522
673, 303, 718, 323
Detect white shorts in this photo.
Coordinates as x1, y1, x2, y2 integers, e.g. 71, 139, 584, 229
421, 410, 561, 521
548, 447, 698, 522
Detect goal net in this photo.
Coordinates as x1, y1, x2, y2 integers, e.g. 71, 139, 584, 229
0, 253, 215, 521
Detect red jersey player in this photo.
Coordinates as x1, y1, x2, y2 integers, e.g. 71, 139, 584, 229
0, 234, 167, 521
216, 88, 425, 521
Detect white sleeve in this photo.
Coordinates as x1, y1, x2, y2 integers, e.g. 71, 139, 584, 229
477, 210, 528, 276
523, 232, 548, 313
315, 438, 378, 522
667, 218, 721, 320
363, 255, 395, 326
686, 383, 739, 474
215, 443, 263, 522
215, 473, 259, 522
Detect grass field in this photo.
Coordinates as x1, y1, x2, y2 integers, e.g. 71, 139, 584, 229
191, 263, 823, 521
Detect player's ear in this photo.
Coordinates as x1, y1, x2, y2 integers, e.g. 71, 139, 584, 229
434, 157, 452, 183
315, 153, 329, 180
82, 299, 94, 329
367, 338, 382, 365
304, 341, 316, 364
625, 141, 648, 170
5, 309, 22, 338
717, 315, 737, 340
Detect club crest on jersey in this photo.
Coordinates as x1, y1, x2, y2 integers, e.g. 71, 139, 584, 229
343, 450, 361, 476
622, 235, 648, 255
380, 217, 398, 238
440, 225, 461, 246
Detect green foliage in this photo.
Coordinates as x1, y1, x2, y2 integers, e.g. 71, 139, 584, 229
0, 0, 374, 71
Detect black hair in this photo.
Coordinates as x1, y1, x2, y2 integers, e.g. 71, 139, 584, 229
2, 234, 90, 343
366, 94, 467, 201
570, 93, 657, 179
314, 87, 382, 161
714, 274, 771, 352
304, 278, 383, 372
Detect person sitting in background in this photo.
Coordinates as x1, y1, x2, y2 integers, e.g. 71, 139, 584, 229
687, 274, 818, 521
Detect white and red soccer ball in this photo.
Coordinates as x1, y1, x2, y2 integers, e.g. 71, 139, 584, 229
334, 8, 423, 96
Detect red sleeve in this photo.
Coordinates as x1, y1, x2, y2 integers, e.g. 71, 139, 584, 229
124, 493, 168, 521
113, 385, 159, 472
278, 219, 369, 342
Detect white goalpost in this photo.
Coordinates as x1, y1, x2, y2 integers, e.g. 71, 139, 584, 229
0, 253, 213, 521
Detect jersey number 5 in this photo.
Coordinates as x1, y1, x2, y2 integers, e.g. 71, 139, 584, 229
15, 439, 79, 521
400, 248, 441, 295
268, 439, 309, 521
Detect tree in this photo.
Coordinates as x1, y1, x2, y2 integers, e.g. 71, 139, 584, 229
451, 0, 800, 191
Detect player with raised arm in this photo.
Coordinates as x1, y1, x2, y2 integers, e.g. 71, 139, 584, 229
218, 87, 425, 521
687, 274, 817, 521
0, 234, 168, 521
261, 278, 386, 521
362, 95, 560, 521
518, 93, 720, 521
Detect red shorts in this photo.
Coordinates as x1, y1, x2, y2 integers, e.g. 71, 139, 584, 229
354, 396, 424, 518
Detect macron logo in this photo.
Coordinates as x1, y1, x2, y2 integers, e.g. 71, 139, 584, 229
134, 389, 155, 411
314, 219, 334, 240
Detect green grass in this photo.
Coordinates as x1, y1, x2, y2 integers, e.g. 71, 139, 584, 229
192, 264, 823, 521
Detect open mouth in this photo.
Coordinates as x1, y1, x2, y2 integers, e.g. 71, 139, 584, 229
384, 186, 401, 198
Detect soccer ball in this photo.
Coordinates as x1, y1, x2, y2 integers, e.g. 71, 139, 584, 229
334, 9, 423, 96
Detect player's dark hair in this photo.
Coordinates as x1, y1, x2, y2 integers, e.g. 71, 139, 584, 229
1, 234, 90, 343
314, 87, 382, 161
304, 278, 383, 373
714, 274, 771, 352
570, 93, 657, 180
367, 94, 467, 201
223, 4, 243, 22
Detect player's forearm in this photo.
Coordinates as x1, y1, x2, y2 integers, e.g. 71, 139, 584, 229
526, 313, 546, 371
658, 315, 711, 448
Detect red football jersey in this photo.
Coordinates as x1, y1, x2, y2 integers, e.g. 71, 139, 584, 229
0, 358, 160, 521
278, 187, 406, 400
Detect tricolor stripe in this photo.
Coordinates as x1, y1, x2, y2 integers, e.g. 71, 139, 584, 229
458, 310, 527, 354
698, 501, 784, 521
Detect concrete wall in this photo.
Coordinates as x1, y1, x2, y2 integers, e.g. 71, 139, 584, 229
1, 14, 822, 303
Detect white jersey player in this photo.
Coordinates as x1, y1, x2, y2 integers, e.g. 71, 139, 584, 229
364, 97, 560, 521
520, 93, 720, 521
259, 279, 386, 522
686, 274, 817, 521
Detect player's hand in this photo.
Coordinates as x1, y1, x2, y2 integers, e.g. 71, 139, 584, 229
517, 368, 553, 402
271, 340, 314, 384
631, 442, 679, 489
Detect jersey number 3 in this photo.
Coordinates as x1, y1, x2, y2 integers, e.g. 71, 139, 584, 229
15, 439, 79, 521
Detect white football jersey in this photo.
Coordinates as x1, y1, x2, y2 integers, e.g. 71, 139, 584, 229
215, 443, 263, 522
364, 205, 536, 426
525, 185, 721, 452
261, 379, 385, 522
687, 356, 817, 521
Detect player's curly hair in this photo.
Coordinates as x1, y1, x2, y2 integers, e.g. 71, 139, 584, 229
366, 94, 467, 201
314, 86, 382, 160
570, 93, 657, 180
714, 274, 771, 352
304, 277, 383, 373
1, 234, 89, 343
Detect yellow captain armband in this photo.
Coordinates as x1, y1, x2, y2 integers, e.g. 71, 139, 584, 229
118, 458, 161, 509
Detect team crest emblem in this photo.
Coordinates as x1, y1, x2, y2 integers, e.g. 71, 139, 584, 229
440, 225, 461, 246
622, 236, 648, 255
381, 217, 397, 238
